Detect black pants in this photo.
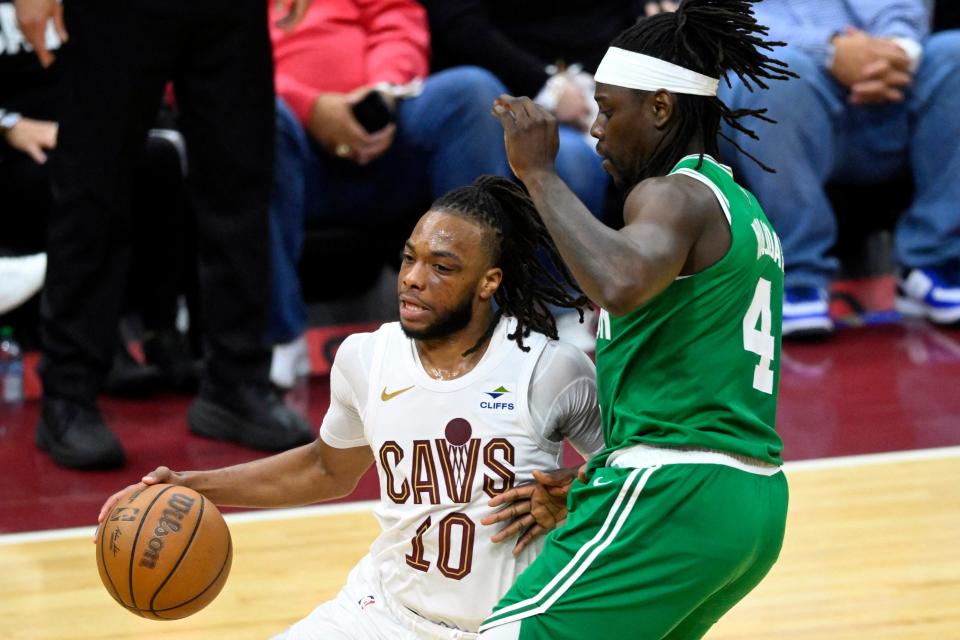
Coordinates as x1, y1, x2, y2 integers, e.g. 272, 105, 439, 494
42, 0, 275, 401
1, 128, 194, 349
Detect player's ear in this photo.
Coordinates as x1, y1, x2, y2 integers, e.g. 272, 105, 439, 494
479, 267, 503, 301
651, 89, 675, 130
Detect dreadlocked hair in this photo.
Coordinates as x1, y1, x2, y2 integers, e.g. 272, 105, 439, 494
611, 0, 797, 176
431, 175, 590, 355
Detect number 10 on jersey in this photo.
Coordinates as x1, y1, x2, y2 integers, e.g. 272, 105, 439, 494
406, 513, 476, 580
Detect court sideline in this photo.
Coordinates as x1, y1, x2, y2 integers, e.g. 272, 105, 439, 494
2, 447, 958, 639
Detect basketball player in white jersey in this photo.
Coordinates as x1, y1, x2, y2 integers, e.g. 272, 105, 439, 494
96, 175, 603, 639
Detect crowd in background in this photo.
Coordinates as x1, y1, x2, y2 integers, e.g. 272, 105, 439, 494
1, 0, 958, 470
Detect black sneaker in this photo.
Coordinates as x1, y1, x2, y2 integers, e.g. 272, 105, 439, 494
187, 380, 314, 451
35, 397, 126, 469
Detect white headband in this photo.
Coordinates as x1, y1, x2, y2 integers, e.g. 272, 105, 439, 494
594, 47, 719, 97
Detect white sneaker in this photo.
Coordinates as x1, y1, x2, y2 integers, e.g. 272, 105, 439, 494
0, 253, 46, 314
270, 334, 311, 389
783, 286, 833, 339
896, 267, 960, 325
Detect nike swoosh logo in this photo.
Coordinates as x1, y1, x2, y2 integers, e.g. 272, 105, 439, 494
381, 385, 415, 401
593, 477, 612, 487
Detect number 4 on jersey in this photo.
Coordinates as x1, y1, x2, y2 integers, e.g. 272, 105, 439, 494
743, 278, 775, 394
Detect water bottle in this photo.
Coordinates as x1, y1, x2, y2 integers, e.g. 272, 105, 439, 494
0, 326, 24, 404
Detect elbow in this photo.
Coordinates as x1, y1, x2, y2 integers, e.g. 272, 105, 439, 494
596, 279, 648, 317
326, 472, 364, 501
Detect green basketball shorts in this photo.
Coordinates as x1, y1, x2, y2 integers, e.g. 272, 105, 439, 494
480, 449, 789, 640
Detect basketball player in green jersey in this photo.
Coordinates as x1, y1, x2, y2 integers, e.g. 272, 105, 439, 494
481, 1, 797, 638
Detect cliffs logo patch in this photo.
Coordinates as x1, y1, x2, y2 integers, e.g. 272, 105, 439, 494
481, 386, 514, 410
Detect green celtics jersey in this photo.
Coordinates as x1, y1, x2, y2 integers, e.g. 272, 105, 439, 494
593, 154, 785, 466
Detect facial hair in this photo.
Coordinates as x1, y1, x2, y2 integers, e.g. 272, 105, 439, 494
400, 291, 474, 341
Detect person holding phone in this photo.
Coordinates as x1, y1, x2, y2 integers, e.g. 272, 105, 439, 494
266, 0, 511, 388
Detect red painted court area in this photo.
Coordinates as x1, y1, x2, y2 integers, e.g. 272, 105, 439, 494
1, 318, 959, 534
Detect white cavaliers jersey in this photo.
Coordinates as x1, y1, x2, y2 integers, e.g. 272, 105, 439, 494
320, 317, 601, 633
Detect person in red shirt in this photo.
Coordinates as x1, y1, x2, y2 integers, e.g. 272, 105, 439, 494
266, 0, 511, 387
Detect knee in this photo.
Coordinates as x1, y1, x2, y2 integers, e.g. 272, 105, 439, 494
430, 66, 508, 113
920, 31, 960, 74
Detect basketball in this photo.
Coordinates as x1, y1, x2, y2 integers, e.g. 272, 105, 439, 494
94, 483, 232, 620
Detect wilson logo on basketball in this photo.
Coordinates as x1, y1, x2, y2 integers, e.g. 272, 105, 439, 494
139, 493, 196, 569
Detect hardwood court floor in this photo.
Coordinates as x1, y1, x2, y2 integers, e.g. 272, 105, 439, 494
1, 448, 958, 640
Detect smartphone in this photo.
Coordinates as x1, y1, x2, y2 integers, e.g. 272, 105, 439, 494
352, 91, 395, 133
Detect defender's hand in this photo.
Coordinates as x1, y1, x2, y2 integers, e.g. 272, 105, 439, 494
491, 95, 560, 182
482, 467, 578, 555
93, 467, 184, 541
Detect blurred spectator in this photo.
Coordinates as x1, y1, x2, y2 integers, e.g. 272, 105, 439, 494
1, 0, 56, 314
719, 0, 960, 337
15, 0, 315, 470
266, 0, 510, 387
422, 0, 645, 219
1, 0, 198, 391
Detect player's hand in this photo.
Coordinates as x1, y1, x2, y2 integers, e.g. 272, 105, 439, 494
4, 118, 57, 164
307, 89, 396, 165
14, 0, 67, 68
93, 467, 184, 541
491, 95, 560, 182
482, 467, 578, 555
274, 0, 312, 32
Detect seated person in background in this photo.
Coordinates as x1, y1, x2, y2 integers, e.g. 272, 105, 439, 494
719, 0, 960, 337
267, 0, 510, 388
0, 0, 196, 387
421, 0, 644, 220
0, 0, 57, 314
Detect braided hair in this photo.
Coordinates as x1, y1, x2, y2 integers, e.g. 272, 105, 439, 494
431, 175, 590, 355
611, 0, 797, 176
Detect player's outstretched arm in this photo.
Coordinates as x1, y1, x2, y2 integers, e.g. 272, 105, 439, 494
95, 440, 373, 536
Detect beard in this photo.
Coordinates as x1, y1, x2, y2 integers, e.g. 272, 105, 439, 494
400, 292, 475, 341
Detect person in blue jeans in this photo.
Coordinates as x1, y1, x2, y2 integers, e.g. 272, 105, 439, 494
719, 0, 960, 337
268, 67, 510, 385
421, 0, 634, 220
